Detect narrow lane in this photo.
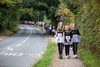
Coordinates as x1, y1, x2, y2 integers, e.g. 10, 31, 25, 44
0, 24, 48, 67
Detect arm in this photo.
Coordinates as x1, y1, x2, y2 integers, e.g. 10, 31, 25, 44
54, 31, 57, 43
63, 32, 65, 43
77, 29, 82, 41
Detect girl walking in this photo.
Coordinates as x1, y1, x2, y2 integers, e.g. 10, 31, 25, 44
69, 23, 73, 50
55, 22, 64, 59
71, 23, 81, 58
64, 26, 72, 58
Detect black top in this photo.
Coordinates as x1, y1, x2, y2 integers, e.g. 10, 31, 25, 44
64, 31, 72, 42
71, 29, 80, 35
57, 28, 64, 37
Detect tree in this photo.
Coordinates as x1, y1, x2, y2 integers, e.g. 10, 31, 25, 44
0, 0, 22, 32
63, 0, 100, 55
55, 3, 75, 24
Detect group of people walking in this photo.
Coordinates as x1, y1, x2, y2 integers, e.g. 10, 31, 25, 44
55, 22, 81, 59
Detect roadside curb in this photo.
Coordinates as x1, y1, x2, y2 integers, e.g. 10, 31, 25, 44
32, 37, 55, 67
33, 37, 48, 65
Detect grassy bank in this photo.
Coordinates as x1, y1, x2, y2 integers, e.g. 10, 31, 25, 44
33, 42, 56, 67
0, 30, 13, 36
34, 25, 43, 30
10, 25, 19, 33
0, 25, 19, 36
79, 48, 100, 67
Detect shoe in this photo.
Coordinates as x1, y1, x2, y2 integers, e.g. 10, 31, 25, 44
73, 54, 77, 58
65, 55, 70, 59
59, 55, 62, 59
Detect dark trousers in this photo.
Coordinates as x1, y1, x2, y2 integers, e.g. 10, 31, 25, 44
57, 43, 63, 55
48, 30, 52, 35
65, 45, 70, 56
72, 42, 78, 55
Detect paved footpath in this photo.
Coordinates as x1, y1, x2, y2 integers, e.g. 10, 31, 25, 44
49, 37, 85, 67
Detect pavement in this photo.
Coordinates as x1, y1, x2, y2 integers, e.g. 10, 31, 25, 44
49, 37, 85, 67
0, 24, 48, 67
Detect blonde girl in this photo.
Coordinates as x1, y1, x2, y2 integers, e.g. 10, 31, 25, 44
71, 23, 81, 58
55, 22, 64, 59
64, 26, 72, 58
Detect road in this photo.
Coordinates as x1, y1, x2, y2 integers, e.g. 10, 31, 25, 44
0, 24, 48, 67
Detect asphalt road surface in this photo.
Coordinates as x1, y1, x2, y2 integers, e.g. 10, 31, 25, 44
0, 24, 48, 67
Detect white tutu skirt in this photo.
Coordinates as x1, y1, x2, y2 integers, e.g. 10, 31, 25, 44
55, 37, 64, 43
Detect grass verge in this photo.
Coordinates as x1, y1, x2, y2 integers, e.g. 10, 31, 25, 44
0, 25, 19, 36
10, 25, 19, 33
0, 30, 13, 36
34, 25, 43, 30
79, 49, 100, 67
33, 42, 56, 67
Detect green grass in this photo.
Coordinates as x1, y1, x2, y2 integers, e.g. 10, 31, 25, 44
0, 30, 13, 36
11, 25, 19, 33
79, 49, 100, 67
33, 42, 56, 67
0, 25, 19, 36
34, 25, 43, 30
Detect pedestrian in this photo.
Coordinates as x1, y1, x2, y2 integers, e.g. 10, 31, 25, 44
55, 22, 64, 59
64, 26, 72, 59
69, 23, 73, 50
52, 26, 56, 37
71, 23, 81, 58
48, 24, 52, 36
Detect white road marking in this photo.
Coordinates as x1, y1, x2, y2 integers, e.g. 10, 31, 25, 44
4, 53, 24, 56
0, 51, 6, 54
0, 52, 35, 57
7, 47, 13, 50
16, 27, 32, 47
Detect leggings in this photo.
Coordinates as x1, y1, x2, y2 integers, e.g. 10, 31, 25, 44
72, 42, 78, 55
65, 45, 70, 56
57, 43, 63, 55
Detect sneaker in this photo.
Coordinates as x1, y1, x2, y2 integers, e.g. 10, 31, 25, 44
65, 55, 70, 59
73, 54, 77, 58
59, 55, 63, 59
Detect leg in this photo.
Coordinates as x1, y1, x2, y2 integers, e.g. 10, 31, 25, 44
59, 43, 63, 55
57, 43, 63, 59
73, 43, 78, 55
57, 43, 60, 55
65, 45, 67, 55
72, 42, 78, 58
65, 45, 70, 55
65, 45, 70, 58
67, 45, 70, 55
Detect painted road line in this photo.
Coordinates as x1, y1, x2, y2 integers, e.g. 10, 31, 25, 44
0, 52, 35, 57
0, 50, 7, 54
7, 47, 13, 51
3, 53, 24, 56
16, 27, 32, 47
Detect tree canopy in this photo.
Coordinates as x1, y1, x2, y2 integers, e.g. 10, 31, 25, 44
0, 0, 60, 32
61, 0, 100, 59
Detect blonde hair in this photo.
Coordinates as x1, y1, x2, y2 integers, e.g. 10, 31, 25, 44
65, 25, 70, 31
70, 23, 76, 28
57, 22, 65, 32
70, 23, 76, 26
